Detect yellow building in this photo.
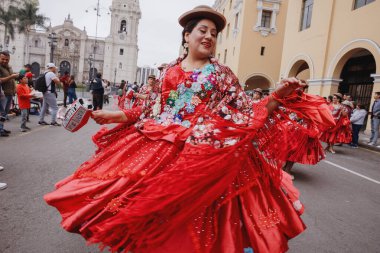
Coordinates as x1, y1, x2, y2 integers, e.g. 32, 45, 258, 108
214, 0, 288, 93
280, 0, 380, 130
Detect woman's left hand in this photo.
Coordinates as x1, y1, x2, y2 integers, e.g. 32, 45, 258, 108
275, 77, 307, 98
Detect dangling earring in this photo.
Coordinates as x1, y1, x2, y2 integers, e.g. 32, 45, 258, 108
183, 42, 189, 55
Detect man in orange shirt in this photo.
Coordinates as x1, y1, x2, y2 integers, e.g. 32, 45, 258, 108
16, 75, 33, 132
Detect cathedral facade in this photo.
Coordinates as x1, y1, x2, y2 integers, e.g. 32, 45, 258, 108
0, 0, 141, 84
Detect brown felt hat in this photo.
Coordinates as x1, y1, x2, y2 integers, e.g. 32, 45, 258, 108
254, 88, 263, 95
178, 5, 226, 32
333, 93, 343, 98
148, 74, 156, 79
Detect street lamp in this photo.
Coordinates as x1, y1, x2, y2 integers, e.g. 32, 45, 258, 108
48, 32, 58, 62
87, 53, 94, 80
114, 68, 117, 87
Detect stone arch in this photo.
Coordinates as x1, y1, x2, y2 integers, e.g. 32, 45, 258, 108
59, 61, 71, 75
284, 53, 314, 79
337, 49, 376, 112
328, 39, 380, 79
243, 73, 273, 92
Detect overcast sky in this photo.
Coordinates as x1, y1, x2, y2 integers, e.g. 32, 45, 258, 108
38, 0, 215, 67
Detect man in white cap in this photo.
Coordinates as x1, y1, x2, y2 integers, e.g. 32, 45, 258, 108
38, 63, 61, 126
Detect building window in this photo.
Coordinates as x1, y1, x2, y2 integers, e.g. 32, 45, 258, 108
224, 49, 227, 64
261, 11, 272, 28
64, 39, 69, 47
300, 0, 313, 31
260, 46, 265, 56
254, 0, 281, 37
229, 0, 233, 9
226, 23, 230, 39
234, 13, 239, 29
353, 0, 375, 9
34, 40, 39, 47
120, 48, 124, 55
120, 20, 127, 33
119, 62, 122, 69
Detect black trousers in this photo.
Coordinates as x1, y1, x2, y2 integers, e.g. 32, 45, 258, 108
63, 91, 68, 107
92, 92, 104, 111
351, 124, 362, 146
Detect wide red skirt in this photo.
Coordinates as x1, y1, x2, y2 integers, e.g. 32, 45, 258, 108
320, 116, 352, 144
45, 122, 306, 253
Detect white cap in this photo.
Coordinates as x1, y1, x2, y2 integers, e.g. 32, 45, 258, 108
46, 63, 56, 68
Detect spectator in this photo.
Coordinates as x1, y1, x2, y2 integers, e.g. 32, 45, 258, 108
60, 71, 70, 107
90, 73, 104, 111
16, 74, 33, 132
349, 104, 367, 148
38, 63, 61, 126
103, 80, 111, 105
0, 83, 9, 137
67, 75, 77, 104
19, 63, 32, 76
0, 164, 6, 190
0, 51, 19, 122
368, 91, 380, 146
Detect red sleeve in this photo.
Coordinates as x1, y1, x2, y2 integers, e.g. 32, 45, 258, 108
122, 106, 143, 125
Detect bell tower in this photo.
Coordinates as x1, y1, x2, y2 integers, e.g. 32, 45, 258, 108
103, 0, 141, 83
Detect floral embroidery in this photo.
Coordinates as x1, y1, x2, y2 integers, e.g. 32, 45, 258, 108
158, 64, 217, 128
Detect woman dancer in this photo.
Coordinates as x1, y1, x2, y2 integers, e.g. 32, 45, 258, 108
320, 93, 352, 153
45, 6, 333, 253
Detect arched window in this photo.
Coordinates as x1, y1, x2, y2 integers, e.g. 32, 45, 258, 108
65, 39, 69, 46
120, 20, 127, 33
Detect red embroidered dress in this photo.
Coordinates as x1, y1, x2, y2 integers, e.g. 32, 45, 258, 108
45, 57, 332, 253
320, 103, 352, 144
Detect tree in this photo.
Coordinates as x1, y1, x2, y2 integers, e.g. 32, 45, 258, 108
0, 5, 17, 47
16, 1, 48, 34
14, 1, 49, 63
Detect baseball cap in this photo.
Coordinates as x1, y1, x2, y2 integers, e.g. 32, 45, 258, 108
46, 63, 57, 68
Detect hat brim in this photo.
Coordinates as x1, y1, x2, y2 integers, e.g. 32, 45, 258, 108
333, 93, 343, 98
179, 8, 226, 32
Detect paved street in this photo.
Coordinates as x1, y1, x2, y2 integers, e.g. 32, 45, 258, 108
0, 100, 379, 253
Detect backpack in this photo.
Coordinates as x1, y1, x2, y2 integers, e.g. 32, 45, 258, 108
35, 73, 48, 92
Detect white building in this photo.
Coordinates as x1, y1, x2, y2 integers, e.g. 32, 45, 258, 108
0, 0, 141, 84
136, 66, 158, 86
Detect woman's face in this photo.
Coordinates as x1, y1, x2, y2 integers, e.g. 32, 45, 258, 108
185, 19, 217, 59
333, 96, 339, 102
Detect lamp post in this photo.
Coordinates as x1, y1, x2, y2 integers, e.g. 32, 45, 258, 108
47, 32, 58, 63
87, 53, 94, 80
113, 68, 117, 87
85, 53, 94, 98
